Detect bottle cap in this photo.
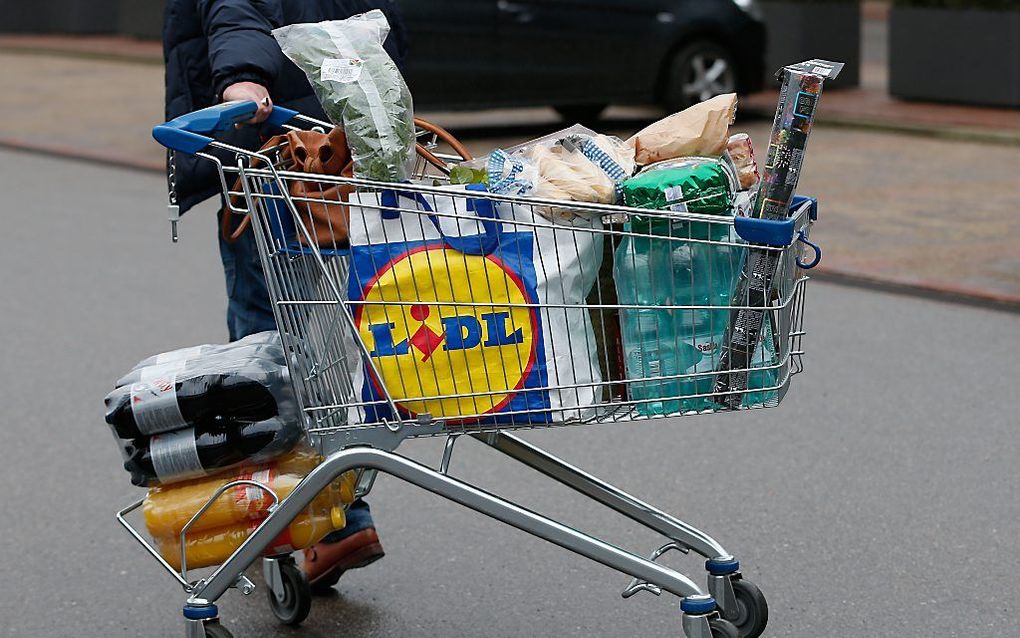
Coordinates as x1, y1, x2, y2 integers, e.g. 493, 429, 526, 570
330, 506, 347, 530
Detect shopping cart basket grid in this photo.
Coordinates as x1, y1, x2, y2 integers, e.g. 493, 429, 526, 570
128, 101, 819, 638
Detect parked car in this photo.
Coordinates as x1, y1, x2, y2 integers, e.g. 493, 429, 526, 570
399, 0, 766, 120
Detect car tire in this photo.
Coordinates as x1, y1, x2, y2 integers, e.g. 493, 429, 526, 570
554, 104, 607, 126
662, 40, 738, 111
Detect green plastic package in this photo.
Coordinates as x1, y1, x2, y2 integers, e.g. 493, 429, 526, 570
621, 158, 733, 216
273, 11, 414, 182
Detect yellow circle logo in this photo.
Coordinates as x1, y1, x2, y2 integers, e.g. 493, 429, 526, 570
356, 245, 538, 421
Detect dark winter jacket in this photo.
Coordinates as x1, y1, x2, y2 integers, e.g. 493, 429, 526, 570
162, 0, 407, 214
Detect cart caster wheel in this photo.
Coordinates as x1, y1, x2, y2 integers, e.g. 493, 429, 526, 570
729, 578, 769, 638
202, 621, 234, 638
266, 561, 312, 626
708, 617, 740, 638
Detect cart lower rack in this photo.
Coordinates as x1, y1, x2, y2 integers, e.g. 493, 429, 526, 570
123, 101, 821, 638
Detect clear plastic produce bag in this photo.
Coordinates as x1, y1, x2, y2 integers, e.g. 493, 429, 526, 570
273, 10, 415, 182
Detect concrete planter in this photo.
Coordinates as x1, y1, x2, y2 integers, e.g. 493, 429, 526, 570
117, 0, 164, 40
889, 6, 1020, 107
761, 2, 861, 88
0, 0, 118, 33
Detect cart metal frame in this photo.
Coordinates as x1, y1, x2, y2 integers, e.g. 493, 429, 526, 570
121, 101, 819, 638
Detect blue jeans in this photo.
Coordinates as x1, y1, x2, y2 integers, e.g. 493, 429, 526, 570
218, 214, 375, 542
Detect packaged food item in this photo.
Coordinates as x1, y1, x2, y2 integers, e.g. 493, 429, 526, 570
614, 218, 679, 416
143, 453, 357, 537
104, 357, 296, 439
156, 508, 345, 570
528, 132, 634, 203
713, 59, 843, 408
725, 133, 759, 191
626, 93, 737, 166
615, 150, 782, 413
471, 125, 635, 219
273, 11, 415, 182
122, 416, 305, 486
621, 158, 734, 218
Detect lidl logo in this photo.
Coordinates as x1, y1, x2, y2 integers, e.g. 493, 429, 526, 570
354, 244, 541, 421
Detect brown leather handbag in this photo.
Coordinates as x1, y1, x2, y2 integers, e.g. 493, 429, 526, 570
223, 118, 472, 248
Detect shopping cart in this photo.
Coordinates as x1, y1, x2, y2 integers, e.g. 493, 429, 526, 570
122, 101, 822, 638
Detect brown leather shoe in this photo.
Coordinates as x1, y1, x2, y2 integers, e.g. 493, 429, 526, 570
302, 528, 385, 590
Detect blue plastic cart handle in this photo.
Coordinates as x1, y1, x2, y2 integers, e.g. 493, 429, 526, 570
152, 101, 299, 154
796, 231, 823, 269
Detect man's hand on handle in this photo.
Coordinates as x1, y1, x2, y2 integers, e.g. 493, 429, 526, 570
222, 82, 273, 125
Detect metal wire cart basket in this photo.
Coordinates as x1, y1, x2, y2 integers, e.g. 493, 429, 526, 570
125, 101, 822, 638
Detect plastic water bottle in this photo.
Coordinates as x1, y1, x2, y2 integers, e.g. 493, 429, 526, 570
614, 227, 680, 416
742, 302, 779, 407
670, 223, 733, 411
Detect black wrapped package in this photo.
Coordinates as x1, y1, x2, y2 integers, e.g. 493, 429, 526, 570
122, 417, 304, 486
104, 357, 296, 439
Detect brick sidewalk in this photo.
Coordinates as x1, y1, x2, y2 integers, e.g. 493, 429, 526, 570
1, 47, 1017, 308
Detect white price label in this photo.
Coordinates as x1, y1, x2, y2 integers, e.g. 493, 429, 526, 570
321, 58, 364, 83
150, 428, 205, 482
130, 374, 187, 435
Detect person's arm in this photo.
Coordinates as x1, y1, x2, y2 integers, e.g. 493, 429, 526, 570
197, 0, 281, 123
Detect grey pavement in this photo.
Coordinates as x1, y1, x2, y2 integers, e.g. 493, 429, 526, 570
1, 149, 1019, 637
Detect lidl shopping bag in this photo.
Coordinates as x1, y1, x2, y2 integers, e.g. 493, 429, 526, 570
346, 184, 602, 425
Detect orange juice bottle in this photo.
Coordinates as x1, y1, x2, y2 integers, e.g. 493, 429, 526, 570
157, 506, 346, 570
145, 470, 332, 537
144, 449, 357, 538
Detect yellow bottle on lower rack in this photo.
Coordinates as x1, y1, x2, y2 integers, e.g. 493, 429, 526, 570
157, 506, 346, 571
143, 450, 358, 538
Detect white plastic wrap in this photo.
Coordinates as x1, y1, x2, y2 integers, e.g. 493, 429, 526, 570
468, 125, 635, 220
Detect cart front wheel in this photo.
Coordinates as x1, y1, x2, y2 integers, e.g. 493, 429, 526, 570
730, 578, 769, 638
201, 621, 234, 638
708, 617, 740, 638
267, 561, 312, 626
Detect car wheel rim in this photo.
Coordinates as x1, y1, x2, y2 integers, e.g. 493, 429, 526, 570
682, 53, 735, 103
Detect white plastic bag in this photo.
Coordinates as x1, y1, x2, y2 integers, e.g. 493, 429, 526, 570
344, 185, 603, 424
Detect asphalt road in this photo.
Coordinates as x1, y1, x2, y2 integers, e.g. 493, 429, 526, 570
1, 149, 1018, 638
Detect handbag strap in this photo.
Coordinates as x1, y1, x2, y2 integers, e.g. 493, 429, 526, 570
379, 184, 501, 256
223, 118, 474, 243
